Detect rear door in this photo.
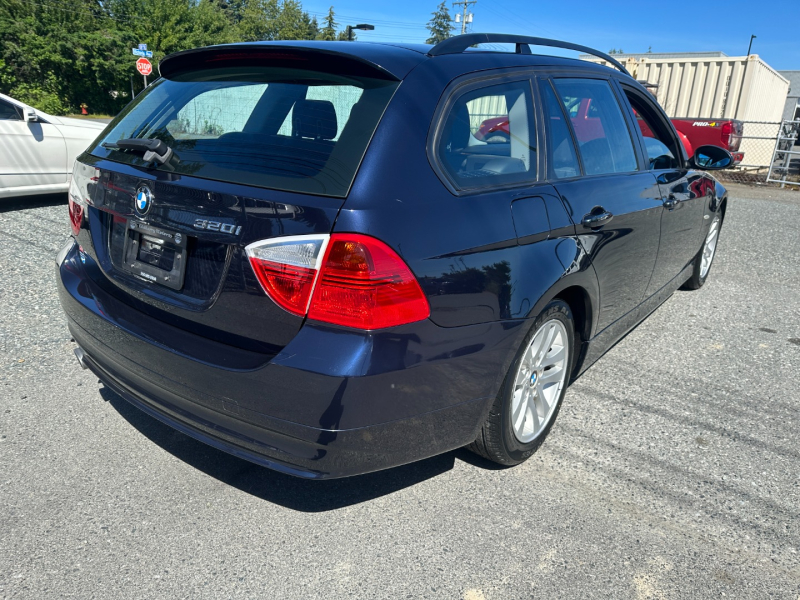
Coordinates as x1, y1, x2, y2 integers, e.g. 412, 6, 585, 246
541, 76, 662, 331
619, 83, 708, 296
73, 50, 400, 353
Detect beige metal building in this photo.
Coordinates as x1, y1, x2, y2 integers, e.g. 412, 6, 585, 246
582, 51, 789, 121
581, 52, 790, 166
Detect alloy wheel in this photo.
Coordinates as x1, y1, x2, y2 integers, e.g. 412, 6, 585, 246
510, 319, 570, 443
700, 216, 720, 278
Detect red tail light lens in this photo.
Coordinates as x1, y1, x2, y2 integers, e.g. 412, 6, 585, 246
309, 234, 430, 329
246, 235, 328, 316
68, 197, 83, 236
721, 122, 733, 150
246, 234, 430, 330
249, 260, 316, 316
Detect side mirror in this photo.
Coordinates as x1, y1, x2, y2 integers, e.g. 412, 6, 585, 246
23, 107, 38, 122
690, 145, 732, 170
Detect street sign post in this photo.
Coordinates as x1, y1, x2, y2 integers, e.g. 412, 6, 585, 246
136, 57, 153, 88
131, 43, 153, 58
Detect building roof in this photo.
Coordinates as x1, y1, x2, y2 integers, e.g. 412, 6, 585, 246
779, 71, 800, 96
579, 51, 729, 60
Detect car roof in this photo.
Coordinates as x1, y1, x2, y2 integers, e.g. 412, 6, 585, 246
159, 40, 626, 82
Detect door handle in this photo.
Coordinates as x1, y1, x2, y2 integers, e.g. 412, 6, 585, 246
663, 195, 678, 209
581, 208, 613, 229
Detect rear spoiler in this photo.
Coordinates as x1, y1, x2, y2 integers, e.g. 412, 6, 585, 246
159, 44, 408, 82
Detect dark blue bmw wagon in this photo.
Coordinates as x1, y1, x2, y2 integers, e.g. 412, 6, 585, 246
57, 34, 731, 478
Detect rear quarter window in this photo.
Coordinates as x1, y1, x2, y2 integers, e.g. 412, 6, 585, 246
435, 79, 537, 191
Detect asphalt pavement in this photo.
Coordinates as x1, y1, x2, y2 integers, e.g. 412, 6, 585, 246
1, 185, 798, 599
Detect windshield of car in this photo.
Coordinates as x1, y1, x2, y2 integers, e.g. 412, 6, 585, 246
90, 66, 399, 198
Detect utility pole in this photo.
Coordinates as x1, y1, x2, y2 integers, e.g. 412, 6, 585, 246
452, 0, 476, 35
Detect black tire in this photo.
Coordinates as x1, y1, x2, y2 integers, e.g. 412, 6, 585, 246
682, 212, 722, 290
468, 300, 576, 466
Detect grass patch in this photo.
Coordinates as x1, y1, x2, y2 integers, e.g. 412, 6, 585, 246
64, 114, 114, 119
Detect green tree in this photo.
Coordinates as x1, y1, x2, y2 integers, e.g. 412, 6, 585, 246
317, 6, 337, 41
186, 0, 235, 48
0, 0, 325, 115
0, 0, 136, 114
426, 1, 453, 45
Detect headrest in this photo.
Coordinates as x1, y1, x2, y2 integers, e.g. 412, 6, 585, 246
292, 99, 338, 141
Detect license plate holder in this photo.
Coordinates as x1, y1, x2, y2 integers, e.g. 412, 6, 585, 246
120, 221, 188, 291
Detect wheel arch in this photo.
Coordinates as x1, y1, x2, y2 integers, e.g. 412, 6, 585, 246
553, 285, 593, 378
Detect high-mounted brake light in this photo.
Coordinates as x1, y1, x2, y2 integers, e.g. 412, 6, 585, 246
246, 234, 430, 330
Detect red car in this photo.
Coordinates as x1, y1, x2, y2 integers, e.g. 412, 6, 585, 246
476, 99, 743, 164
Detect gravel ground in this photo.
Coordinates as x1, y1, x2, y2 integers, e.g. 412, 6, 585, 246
1, 185, 798, 599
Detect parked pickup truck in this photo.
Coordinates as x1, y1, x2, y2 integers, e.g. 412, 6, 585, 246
476, 104, 744, 165
671, 118, 744, 165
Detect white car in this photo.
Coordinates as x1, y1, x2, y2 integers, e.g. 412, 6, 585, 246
0, 93, 107, 199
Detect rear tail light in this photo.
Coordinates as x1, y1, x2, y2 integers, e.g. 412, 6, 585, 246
721, 121, 742, 152
246, 234, 430, 330
245, 235, 328, 316
721, 122, 732, 149
68, 176, 85, 236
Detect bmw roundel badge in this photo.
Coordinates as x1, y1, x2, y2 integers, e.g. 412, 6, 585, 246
134, 185, 152, 216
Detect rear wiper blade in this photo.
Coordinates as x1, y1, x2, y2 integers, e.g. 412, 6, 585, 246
102, 138, 175, 165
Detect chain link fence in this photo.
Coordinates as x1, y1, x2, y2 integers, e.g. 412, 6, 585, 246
715, 120, 800, 186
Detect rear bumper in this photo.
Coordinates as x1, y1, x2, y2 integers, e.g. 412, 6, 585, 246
58, 243, 522, 478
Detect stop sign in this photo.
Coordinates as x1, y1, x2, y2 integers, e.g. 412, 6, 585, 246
136, 58, 153, 76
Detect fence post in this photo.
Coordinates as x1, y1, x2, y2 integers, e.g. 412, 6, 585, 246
765, 121, 782, 186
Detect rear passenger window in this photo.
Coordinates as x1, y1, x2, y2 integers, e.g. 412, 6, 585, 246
553, 79, 638, 175
437, 80, 536, 189
540, 81, 580, 179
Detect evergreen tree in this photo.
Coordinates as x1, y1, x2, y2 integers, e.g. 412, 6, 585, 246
426, 1, 453, 45
317, 6, 337, 41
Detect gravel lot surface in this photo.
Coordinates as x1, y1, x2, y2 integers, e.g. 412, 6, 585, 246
1, 184, 799, 599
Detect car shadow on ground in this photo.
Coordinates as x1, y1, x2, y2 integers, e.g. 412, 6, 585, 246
100, 386, 505, 512
0, 192, 67, 213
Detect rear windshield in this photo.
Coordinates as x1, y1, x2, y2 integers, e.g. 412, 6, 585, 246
90, 66, 399, 197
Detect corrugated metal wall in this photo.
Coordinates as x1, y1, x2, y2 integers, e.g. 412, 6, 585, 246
587, 55, 789, 122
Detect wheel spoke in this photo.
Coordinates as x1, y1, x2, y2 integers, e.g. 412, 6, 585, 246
528, 401, 540, 431
534, 385, 550, 417
535, 324, 557, 366
539, 365, 563, 385
513, 390, 527, 431
528, 331, 547, 367
542, 345, 565, 368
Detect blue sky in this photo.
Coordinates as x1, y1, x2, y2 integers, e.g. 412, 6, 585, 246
303, 0, 799, 71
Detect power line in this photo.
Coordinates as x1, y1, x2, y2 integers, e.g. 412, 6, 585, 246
480, 0, 557, 37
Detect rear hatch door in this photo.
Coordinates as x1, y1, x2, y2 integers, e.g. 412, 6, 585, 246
73, 45, 405, 356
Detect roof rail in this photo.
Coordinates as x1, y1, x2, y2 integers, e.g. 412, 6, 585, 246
427, 33, 630, 76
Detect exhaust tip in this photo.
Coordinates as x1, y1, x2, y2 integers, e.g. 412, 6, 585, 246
74, 347, 88, 370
